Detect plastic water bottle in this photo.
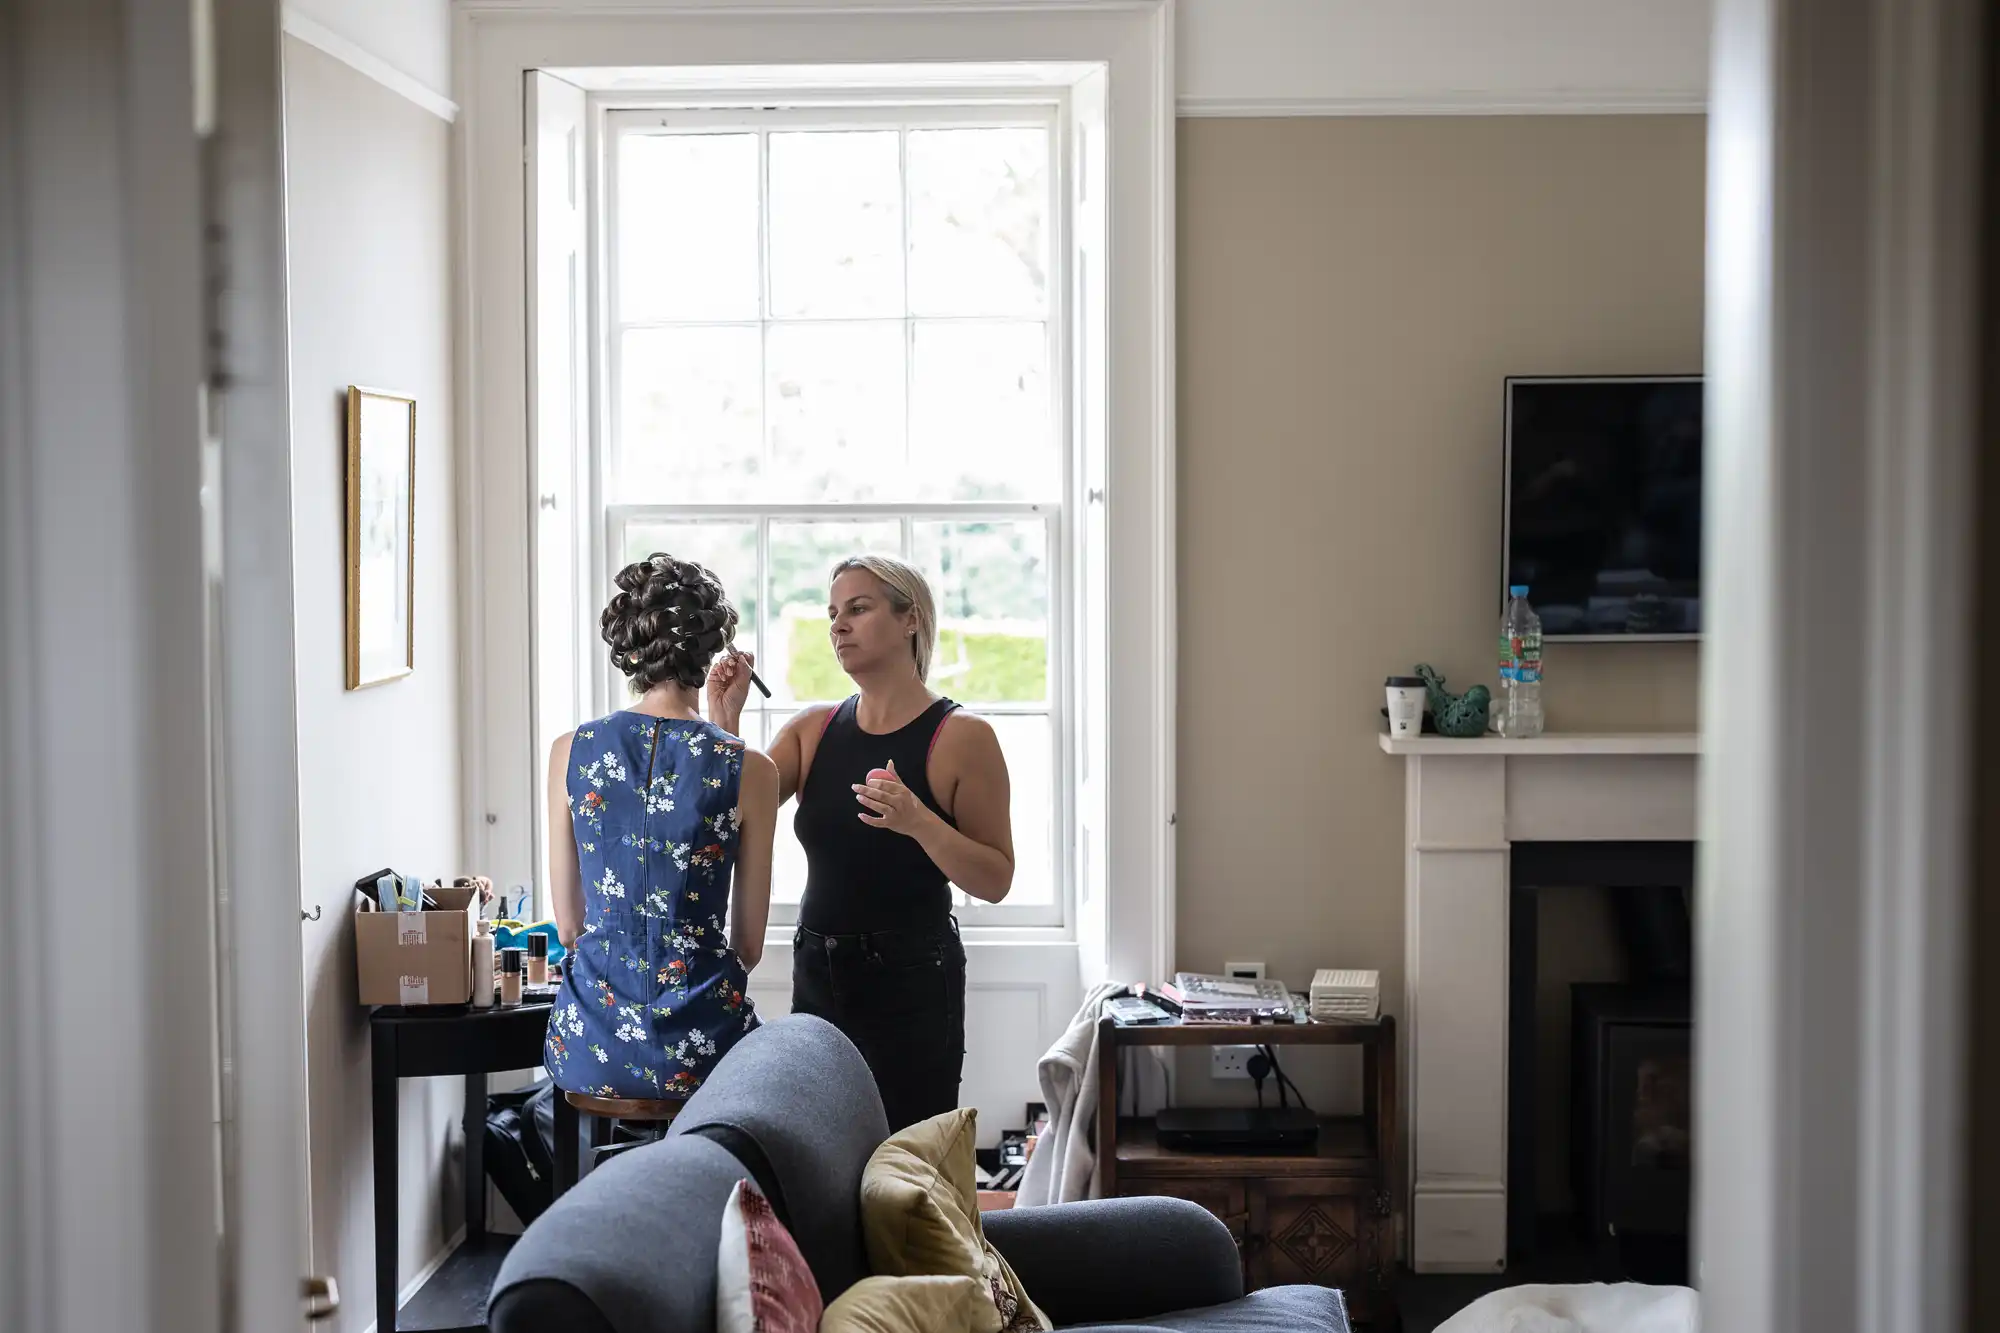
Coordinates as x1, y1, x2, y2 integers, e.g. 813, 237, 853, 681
1497, 585, 1545, 738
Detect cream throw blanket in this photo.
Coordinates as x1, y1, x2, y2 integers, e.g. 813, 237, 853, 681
1434, 1284, 1698, 1333
1014, 981, 1125, 1207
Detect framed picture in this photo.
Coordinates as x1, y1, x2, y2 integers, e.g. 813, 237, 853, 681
344, 386, 416, 689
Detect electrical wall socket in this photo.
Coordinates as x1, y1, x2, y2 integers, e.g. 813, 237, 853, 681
1224, 960, 1266, 980
1211, 1045, 1259, 1079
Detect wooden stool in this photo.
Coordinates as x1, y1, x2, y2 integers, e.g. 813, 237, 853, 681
555, 1093, 684, 1190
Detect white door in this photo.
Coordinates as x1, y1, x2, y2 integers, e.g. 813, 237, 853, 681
213, 0, 316, 1326
0, 1, 312, 1330
528, 70, 592, 898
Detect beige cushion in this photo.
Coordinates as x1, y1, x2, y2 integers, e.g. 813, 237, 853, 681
858, 1109, 1051, 1333
819, 1275, 998, 1333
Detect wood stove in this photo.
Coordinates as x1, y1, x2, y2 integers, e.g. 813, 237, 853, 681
1571, 983, 1692, 1266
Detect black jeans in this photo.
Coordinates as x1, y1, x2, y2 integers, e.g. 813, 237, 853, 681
791, 919, 966, 1134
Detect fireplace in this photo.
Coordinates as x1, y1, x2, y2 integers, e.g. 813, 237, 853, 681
1507, 842, 1694, 1265
1378, 730, 1699, 1272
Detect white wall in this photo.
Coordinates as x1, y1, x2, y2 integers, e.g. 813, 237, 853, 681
286, 0, 451, 102
1176, 0, 1710, 113
283, 34, 464, 1329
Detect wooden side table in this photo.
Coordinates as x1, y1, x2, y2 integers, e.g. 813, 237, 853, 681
369, 1002, 578, 1333
1096, 1014, 1398, 1327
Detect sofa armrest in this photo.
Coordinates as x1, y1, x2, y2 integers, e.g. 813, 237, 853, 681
981, 1196, 1245, 1326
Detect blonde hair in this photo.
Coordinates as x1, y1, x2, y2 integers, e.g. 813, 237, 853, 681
830, 554, 937, 682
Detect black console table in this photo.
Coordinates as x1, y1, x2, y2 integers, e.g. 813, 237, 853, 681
370, 1002, 577, 1333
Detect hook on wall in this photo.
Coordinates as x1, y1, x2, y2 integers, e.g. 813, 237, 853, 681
302, 904, 323, 922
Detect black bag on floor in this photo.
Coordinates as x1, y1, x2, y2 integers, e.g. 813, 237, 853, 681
484, 1077, 557, 1225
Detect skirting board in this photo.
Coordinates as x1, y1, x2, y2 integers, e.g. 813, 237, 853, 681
361, 1224, 466, 1333
1410, 1190, 1507, 1274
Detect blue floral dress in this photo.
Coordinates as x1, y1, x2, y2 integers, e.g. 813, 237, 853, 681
544, 711, 758, 1099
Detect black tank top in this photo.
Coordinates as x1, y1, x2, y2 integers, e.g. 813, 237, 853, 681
796, 695, 960, 934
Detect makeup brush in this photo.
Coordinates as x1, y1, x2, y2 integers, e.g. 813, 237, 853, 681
729, 646, 771, 699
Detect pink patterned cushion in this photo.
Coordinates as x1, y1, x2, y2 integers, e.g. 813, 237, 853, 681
717, 1178, 824, 1333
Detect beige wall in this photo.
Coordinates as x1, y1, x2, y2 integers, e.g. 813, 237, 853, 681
1175, 115, 1706, 1110
283, 38, 464, 1328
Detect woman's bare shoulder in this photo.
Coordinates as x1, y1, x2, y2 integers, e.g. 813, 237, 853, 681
930, 708, 1002, 776
741, 746, 779, 785
777, 703, 838, 735
936, 707, 998, 747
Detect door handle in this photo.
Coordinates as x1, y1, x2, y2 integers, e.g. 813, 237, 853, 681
303, 1275, 339, 1321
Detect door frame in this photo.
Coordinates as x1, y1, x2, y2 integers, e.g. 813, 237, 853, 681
1699, 0, 1984, 1327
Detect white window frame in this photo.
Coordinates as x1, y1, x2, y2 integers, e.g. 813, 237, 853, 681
461, 0, 1176, 987
592, 96, 1074, 930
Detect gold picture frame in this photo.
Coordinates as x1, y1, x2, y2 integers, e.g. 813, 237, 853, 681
344, 386, 416, 690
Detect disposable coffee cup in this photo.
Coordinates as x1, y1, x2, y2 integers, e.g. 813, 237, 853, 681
1385, 676, 1426, 738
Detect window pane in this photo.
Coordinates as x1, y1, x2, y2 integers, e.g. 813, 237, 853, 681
766, 322, 905, 502
619, 326, 762, 502
908, 127, 1049, 317
772, 807, 809, 906
976, 713, 1054, 908
762, 710, 809, 905
618, 520, 760, 668
768, 131, 903, 318
911, 321, 1053, 500
618, 132, 759, 322
769, 519, 901, 704
912, 520, 1048, 704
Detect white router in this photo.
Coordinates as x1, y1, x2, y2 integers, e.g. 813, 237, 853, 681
1308, 968, 1381, 1023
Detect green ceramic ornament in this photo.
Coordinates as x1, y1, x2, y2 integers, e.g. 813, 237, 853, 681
1416, 664, 1491, 738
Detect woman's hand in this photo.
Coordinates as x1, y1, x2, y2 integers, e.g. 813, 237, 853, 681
853, 759, 939, 838
705, 650, 754, 732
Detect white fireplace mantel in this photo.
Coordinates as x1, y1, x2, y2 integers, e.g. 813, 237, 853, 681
1378, 730, 1701, 1272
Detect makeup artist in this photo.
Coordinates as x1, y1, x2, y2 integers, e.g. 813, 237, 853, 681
707, 554, 1014, 1131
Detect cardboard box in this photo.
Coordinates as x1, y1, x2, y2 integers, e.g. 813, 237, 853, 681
355, 881, 478, 1006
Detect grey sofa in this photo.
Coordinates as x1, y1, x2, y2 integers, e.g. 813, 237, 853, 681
489, 1015, 1351, 1333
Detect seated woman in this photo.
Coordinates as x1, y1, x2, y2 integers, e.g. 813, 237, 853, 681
543, 554, 778, 1100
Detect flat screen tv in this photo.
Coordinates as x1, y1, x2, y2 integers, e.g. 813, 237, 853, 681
1503, 375, 1703, 640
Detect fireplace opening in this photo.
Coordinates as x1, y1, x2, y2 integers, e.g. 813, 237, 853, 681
1572, 984, 1691, 1276
1509, 841, 1693, 1283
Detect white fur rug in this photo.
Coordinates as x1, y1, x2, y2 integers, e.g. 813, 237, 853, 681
1432, 1284, 1699, 1333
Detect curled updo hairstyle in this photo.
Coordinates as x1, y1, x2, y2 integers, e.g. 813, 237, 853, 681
602, 554, 739, 693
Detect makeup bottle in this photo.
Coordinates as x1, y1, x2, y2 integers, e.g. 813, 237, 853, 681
499, 948, 523, 1007
527, 932, 548, 986
470, 920, 495, 1008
